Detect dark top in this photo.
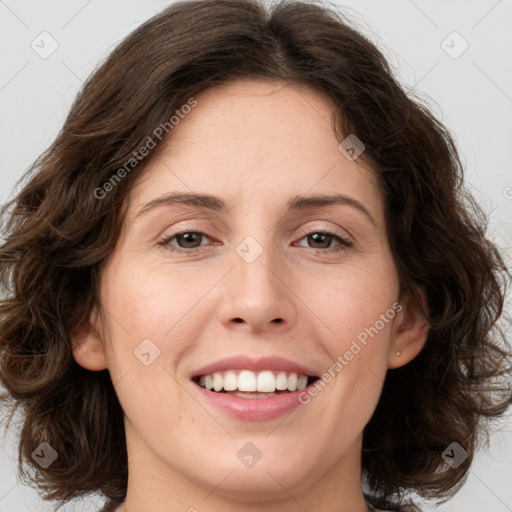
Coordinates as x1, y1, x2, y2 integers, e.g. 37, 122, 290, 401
101, 500, 421, 511
102, 502, 122, 512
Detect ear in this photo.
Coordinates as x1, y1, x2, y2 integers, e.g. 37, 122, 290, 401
387, 285, 430, 369
71, 304, 108, 371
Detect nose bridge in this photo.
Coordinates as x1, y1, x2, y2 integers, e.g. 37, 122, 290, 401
231, 203, 281, 282
217, 229, 298, 331
234, 232, 284, 304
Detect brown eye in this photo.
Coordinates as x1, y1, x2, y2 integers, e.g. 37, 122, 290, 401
174, 232, 204, 248
296, 230, 353, 253
307, 232, 333, 249
159, 231, 211, 252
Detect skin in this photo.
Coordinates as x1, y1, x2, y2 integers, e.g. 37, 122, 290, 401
74, 79, 429, 512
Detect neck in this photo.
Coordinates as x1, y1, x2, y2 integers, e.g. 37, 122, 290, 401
118, 426, 373, 512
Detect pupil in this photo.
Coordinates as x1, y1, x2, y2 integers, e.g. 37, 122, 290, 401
179, 232, 200, 248
310, 233, 330, 248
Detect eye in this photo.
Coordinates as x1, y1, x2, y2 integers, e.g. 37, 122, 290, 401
295, 230, 353, 253
158, 228, 353, 254
159, 230, 212, 252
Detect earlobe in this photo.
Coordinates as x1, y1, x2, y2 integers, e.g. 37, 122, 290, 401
388, 286, 430, 369
71, 306, 109, 371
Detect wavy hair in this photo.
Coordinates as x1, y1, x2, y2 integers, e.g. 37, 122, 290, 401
1, 0, 511, 508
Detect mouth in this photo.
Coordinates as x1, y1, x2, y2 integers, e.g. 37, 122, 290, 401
192, 369, 320, 398
189, 355, 322, 420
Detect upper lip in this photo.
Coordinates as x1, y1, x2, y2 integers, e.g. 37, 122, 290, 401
190, 355, 319, 379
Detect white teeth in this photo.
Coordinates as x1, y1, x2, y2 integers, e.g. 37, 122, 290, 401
232, 391, 278, 399
257, 370, 275, 392
196, 369, 313, 393
204, 375, 213, 391
287, 373, 298, 392
238, 370, 257, 391
275, 372, 288, 390
213, 372, 223, 392
223, 371, 238, 391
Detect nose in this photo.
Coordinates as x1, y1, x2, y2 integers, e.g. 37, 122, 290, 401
215, 240, 298, 335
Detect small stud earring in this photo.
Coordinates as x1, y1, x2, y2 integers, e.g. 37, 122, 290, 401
396, 350, 401, 357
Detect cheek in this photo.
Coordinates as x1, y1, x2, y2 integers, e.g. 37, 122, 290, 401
98, 262, 200, 428
306, 260, 398, 355
302, 260, 398, 419
101, 259, 218, 360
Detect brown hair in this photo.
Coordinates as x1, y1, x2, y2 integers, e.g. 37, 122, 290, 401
1, 0, 510, 508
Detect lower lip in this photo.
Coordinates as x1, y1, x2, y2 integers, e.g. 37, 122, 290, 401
192, 382, 312, 421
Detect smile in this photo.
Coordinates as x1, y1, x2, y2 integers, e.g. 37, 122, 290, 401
189, 356, 322, 421
194, 369, 318, 397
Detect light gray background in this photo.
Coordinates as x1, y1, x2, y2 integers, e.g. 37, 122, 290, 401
1, 0, 511, 511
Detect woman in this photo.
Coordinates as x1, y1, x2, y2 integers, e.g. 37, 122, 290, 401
0, 1, 510, 511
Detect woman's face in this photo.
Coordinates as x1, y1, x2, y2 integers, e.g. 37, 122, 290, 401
78, 79, 427, 507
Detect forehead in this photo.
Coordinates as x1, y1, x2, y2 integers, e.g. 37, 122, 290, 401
128, 79, 382, 221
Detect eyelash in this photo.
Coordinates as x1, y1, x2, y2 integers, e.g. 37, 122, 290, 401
158, 228, 353, 254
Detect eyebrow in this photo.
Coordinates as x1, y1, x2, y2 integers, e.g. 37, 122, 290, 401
135, 191, 378, 229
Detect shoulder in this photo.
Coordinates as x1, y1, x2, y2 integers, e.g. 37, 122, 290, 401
102, 501, 123, 512
370, 501, 422, 512
100, 500, 423, 512
381, 506, 422, 512
394, 504, 422, 512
